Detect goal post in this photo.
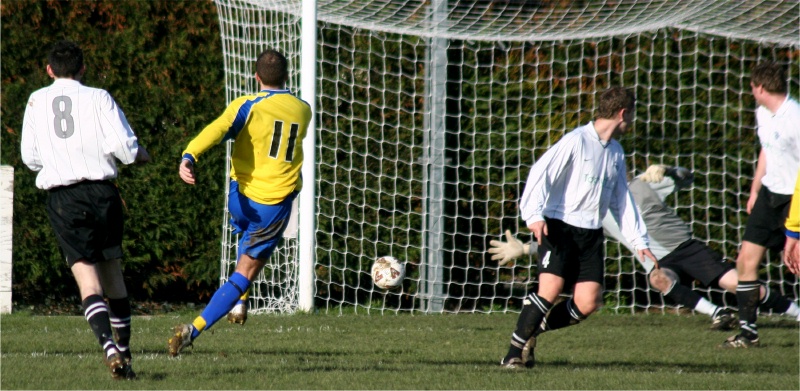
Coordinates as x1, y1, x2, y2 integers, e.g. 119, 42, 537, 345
0, 166, 13, 314
214, 0, 800, 314
297, 0, 318, 312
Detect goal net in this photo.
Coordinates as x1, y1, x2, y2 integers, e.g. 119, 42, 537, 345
215, 0, 800, 314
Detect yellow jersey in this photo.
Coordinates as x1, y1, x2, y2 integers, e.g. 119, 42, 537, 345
182, 89, 311, 205
786, 170, 800, 235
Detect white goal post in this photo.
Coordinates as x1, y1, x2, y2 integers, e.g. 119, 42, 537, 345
214, 0, 800, 314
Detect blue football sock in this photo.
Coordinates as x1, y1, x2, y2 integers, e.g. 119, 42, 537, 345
197, 272, 251, 332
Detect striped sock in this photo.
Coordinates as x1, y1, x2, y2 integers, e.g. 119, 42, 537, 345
736, 280, 760, 340
506, 293, 552, 359
108, 297, 132, 359
82, 295, 118, 356
536, 299, 586, 336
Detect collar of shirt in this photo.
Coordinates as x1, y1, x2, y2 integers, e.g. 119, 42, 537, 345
52, 78, 82, 87
773, 95, 791, 117
587, 121, 610, 148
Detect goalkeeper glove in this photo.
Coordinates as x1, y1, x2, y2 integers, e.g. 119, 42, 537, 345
488, 229, 531, 266
640, 164, 667, 183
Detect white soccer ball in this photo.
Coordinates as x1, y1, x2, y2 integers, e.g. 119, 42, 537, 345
371, 256, 405, 290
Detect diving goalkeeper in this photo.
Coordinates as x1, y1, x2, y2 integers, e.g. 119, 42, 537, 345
490, 165, 800, 338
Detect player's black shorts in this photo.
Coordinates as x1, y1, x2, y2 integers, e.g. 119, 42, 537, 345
658, 239, 733, 287
536, 217, 605, 286
742, 186, 792, 252
46, 180, 124, 266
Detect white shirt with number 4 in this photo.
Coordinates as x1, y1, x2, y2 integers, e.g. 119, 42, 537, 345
21, 79, 140, 190
520, 122, 649, 251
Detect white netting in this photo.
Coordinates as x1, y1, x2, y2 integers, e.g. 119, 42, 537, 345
216, 0, 800, 314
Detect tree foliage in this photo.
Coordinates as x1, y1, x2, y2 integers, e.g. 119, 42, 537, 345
2, 0, 227, 302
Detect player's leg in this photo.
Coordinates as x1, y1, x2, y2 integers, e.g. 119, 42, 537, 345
545, 280, 600, 328
227, 289, 250, 325
97, 258, 135, 379
72, 261, 126, 378
168, 259, 267, 357
714, 269, 799, 321
47, 182, 126, 379
168, 185, 295, 356
505, 221, 601, 368
726, 241, 766, 346
502, 218, 574, 368
650, 267, 704, 313
535, 228, 605, 336
716, 269, 738, 293
664, 242, 736, 330
724, 187, 789, 347
94, 185, 136, 378
757, 285, 800, 320
502, 272, 561, 368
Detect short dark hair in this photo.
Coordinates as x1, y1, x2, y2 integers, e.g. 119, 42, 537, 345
751, 62, 787, 94
256, 49, 289, 87
596, 87, 635, 119
48, 40, 84, 78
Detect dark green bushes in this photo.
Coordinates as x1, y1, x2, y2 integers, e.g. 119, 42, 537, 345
2, 0, 227, 302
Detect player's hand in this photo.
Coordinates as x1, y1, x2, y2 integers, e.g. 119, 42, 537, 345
489, 230, 528, 266
784, 236, 800, 275
528, 221, 548, 246
638, 248, 659, 270
179, 159, 196, 185
746, 192, 758, 214
640, 164, 667, 183
135, 145, 151, 164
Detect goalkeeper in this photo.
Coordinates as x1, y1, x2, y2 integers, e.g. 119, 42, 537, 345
490, 164, 800, 336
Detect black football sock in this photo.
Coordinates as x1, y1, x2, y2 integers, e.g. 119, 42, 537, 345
759, 287, 793, 314
108, 297, 132, 360
663, 283, 703, 309
535, 298, 586, 336
505, 293, 552, 360
736, 280, 760, 340
82, 295, 118, 358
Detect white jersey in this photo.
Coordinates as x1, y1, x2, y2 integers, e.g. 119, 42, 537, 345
757, 96, 800, 195
520, 122, 649, 251
21, 79, 140, 190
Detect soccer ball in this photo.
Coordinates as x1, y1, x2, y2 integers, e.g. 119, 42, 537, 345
371, 256, 405, 290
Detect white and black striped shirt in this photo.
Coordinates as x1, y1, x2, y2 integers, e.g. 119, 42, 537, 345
520, 122, 649, 251
21, 79, 140, 190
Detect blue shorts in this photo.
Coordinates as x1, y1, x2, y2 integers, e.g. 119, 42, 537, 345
228, 180, 296, 260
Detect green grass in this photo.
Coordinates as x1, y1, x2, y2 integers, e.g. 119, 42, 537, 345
1, 311, 798, 389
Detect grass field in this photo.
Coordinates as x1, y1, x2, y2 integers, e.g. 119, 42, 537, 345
1, 310, 798, 390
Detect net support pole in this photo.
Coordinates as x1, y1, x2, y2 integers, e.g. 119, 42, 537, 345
0, 166, 13, 314
298, 0, 318, 312
421, 0, 448, 313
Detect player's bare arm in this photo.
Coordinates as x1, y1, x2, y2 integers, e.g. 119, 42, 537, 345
747, 150, 767, 214
637, 248, 659, 270
784, 238, 799, 275
528, 220, 548, 245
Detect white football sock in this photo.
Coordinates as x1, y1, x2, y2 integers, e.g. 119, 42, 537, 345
694, 298, 718, 317
783, 301, 800, 319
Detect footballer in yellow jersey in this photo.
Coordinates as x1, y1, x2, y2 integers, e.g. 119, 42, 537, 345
785, 170, 800, 274
181, 89, 311, 205
170, 49, 311, 356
